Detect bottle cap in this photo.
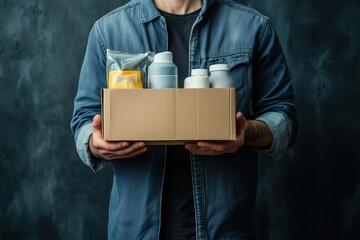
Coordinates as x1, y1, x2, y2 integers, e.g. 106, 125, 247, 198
154, 51, 173, 62
191, 69, 208, 76
209, 64, 229, 72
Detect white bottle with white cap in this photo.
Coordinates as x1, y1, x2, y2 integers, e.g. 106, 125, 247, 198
209, 64, 234, 88
184, 69, 209, 88
148, 51, 178, 88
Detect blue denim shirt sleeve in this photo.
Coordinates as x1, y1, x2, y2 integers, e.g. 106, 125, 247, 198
251, 19, 297, 153
76, 123, 106, 173
255, 111, 293, 155
70, 23, 107, 172
70, 22, 107, 138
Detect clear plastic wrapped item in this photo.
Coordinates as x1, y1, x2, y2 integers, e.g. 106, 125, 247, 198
106, 50, 154, 89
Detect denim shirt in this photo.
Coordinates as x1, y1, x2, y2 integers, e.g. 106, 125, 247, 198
71, 0, 297, 239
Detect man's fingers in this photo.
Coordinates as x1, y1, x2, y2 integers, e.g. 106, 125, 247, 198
102, 146, 148, 160
95, 141, 130, 152
111, 142, 146, 156
197, 142, 227, 152
185, 141, 238, 155
92, 133, 126, 149
95, 141, 147, 159
185, 146, 218, 156
119, 146, 148, 159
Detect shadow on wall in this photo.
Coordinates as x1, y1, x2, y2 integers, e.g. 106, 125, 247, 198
250, 0, 360, 239
0, 0, 127, 239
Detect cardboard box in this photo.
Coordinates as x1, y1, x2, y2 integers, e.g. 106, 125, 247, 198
101, 88, 236, 144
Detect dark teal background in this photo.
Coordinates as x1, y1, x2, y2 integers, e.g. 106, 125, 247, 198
1, 0, 359, 239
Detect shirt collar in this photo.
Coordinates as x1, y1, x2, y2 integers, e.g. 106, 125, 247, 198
139, 0, 213, 23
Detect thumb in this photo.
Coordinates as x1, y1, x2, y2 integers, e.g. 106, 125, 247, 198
92, 115, 102, 133
236, 112, 246, 135
236, 112, 242, 120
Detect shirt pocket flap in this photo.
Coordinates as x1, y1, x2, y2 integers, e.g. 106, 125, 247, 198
200, 49, 251, 70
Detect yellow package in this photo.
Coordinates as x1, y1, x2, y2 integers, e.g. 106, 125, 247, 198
108, 70, 143, 89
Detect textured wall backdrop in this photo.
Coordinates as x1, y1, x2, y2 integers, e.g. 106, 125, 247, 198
0, 0, 359, 239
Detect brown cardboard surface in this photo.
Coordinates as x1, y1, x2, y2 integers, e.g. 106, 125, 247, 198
102, 88, 236, 144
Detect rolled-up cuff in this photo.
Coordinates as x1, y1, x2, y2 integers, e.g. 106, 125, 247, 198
76, 122, 105, 172
255, 111, 293, 156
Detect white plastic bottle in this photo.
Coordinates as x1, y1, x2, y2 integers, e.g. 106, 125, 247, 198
209, 64, 234, 88
148, 52, 178, 88
184, 69, 209, 88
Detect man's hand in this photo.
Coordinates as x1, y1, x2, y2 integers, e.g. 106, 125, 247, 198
89, 115, 148, 160
185, 111, 273, 156
185, 112, 247, 155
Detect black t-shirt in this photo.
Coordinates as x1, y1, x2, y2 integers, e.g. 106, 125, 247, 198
158, 9, 200, 240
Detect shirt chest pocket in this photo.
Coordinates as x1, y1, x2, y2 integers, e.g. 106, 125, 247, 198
199, 49, 252, 89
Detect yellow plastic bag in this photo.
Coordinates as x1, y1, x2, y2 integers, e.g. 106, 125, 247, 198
108, 70, 142, 89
